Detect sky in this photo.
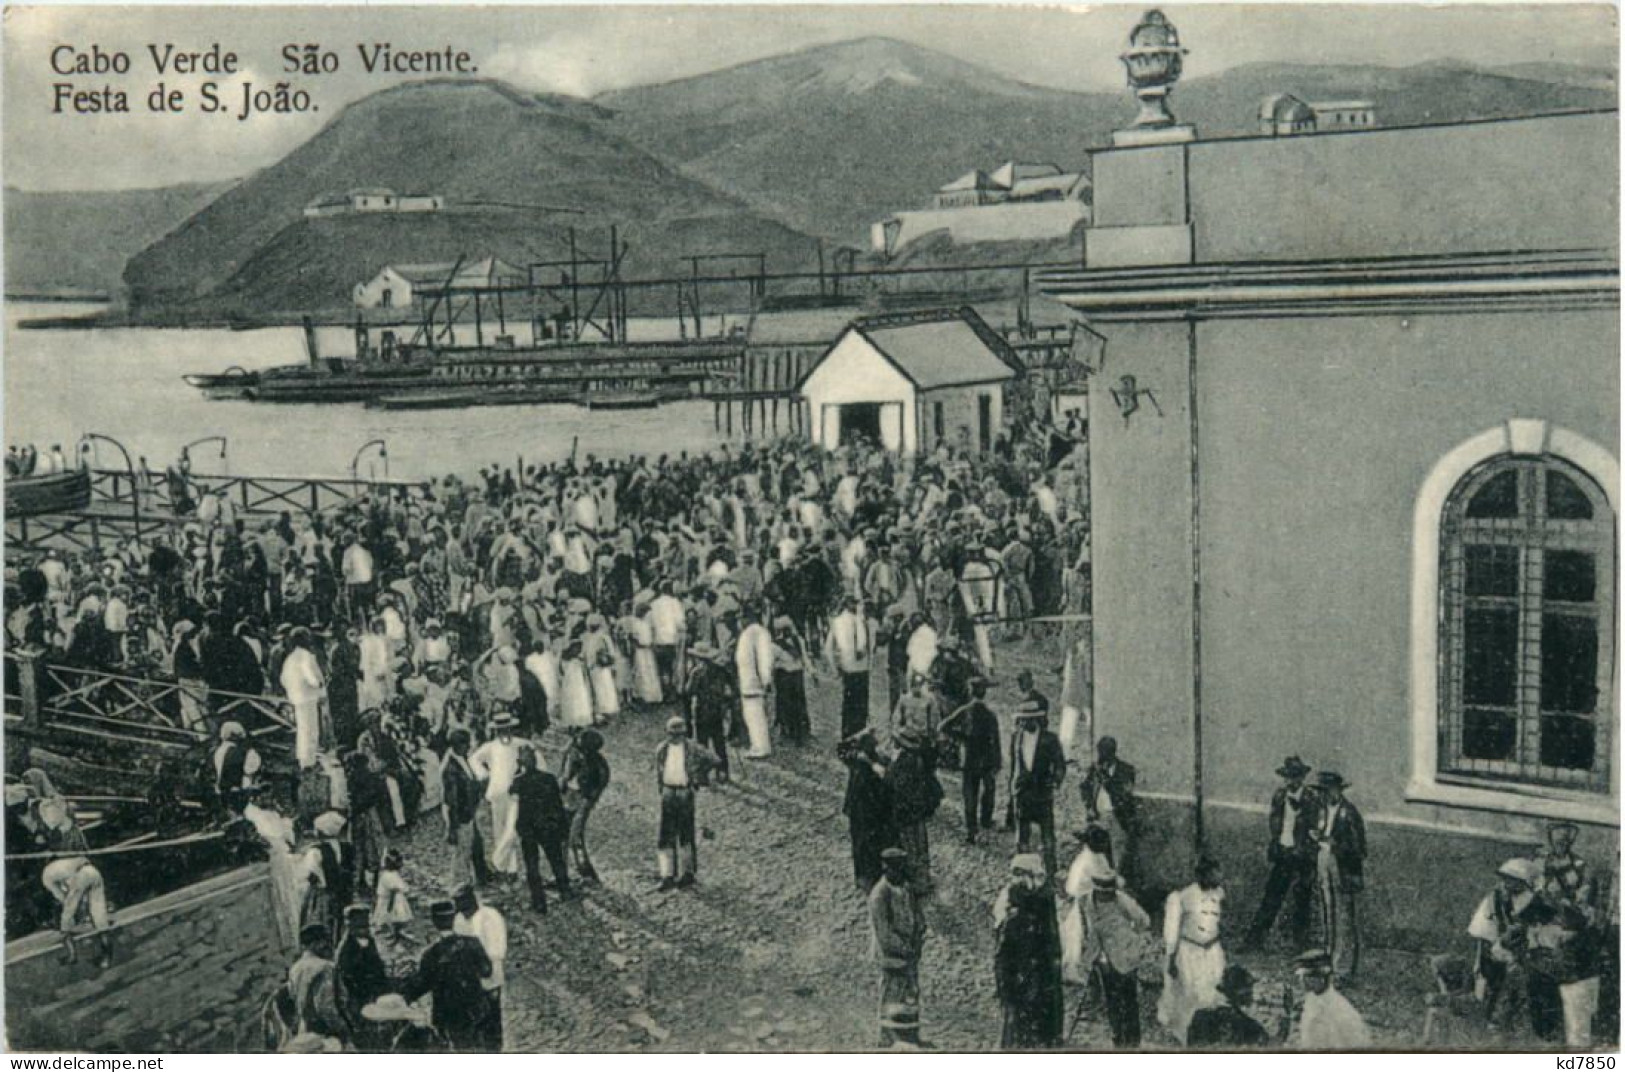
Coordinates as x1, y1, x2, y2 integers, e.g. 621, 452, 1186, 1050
3, 3, 1618, 191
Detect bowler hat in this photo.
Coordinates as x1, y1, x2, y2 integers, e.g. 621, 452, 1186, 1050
1276, 755, 1312, 779
299, 922, 330, 946
665, 715, 688, 734
1314, 770, 1349, 790
1294, 949, 1333, 974
1009, 853, 1045, 876
881, 847, 908, 862
428, 899, 457, 921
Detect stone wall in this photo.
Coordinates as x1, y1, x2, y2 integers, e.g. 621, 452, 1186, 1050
6, 865, 290, 1053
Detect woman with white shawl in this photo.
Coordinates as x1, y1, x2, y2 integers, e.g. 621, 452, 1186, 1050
583, 615, 622, 720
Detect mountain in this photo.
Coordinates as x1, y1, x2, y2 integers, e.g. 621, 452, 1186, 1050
597, 38, 1617, 245
598, 38, 1120, 243
123, 78, 818, 317
4, 182, 232, 297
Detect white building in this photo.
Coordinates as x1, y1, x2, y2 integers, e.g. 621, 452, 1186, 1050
796, 308, 1018, 455
305, 188, 445, 219
1259, 94, 1378, 136
353, 256, 522, 309
874, 161, 1091, 257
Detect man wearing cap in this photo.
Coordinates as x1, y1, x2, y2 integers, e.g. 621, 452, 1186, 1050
869, 847, 927, 1048
1080, 736, 1140, 889
1289, 949, 1370, 1049
511, 743, 573, 912
1187, 964, 1270, 1048
213, 720, 263, 816
827, 595, 874, 738
453, 885, 507, 1050
1244, 756, 1316, 951
442, 729, 490, 888
995, 853, 1064, 1049
1307, 771, 1366, 981
684, 643, 736, 783
654, 715, 718, 891
401, 900, 494, 1051
1081, 872, 1153, 1048
1009, 701, 1066, 877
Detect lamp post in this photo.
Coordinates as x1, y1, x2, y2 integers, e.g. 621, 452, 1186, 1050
350, 439, 389, 483
181, 436, 229, 471
79, 432, 139, 524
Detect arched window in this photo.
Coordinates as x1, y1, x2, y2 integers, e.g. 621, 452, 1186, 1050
1438, 455, 1614, 793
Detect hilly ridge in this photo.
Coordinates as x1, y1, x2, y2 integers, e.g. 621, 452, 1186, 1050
123, 78, 819, 317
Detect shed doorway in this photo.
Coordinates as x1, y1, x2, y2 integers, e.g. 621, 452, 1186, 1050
839, 402, 883, 448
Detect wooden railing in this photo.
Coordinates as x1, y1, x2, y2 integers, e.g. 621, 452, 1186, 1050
90, 469, 427, 519
5, 649, 291, 751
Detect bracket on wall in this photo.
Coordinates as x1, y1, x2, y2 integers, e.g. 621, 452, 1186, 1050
1109, 374, 1163, 423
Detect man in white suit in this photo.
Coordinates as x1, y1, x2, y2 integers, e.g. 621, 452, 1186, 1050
826, 596, 874, 739
279, 627, 327, 769
734, 607, 775, 757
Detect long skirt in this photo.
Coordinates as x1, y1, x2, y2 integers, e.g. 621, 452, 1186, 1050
294, 698, 322, 769
489, 791, 522, 874
1157, 939, 1225, 1042
590, 666, 621, 718
559, 664, 594, 728
633, 648, 663, 705
740, 694, 772, 757
774, 669, 809, 741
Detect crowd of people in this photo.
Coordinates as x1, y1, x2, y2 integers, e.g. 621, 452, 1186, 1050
4, 424, 1614, 1053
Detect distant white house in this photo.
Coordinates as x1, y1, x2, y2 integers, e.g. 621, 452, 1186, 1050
796, 308, 1017, 455
1259, 94, 1378, 136
873, 160, 1091, 257
353, 256, 523, 309
305, 188, 445, 219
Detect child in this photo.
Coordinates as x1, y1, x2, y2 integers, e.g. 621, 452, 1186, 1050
374, 849, 413, 942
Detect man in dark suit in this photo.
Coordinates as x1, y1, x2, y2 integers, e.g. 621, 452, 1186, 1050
1244, 755, 1316, 951
1009, 700, 1066, 878
1081, 736, 1140, 888
511, 743, 572, 913
943, 677, 1002, 844
400, 899, 494, 1051
1308, 770, 1366, 981
441, 729, 489, 887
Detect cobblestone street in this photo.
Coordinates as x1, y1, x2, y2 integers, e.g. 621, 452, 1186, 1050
382, 632, 1450, 1052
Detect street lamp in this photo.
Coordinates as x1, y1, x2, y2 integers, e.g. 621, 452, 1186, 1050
181, 436, 229, 471
78, 432, 139, 524
350, 439, 389, 482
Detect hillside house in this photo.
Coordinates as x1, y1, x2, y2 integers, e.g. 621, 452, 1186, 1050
305, 188, 445, 219
874, 160, 1091, 257
353, 256, 522, 309
1042, 50, 1617, 951
1259, 94, 1378, 136
796, 308, 1017, 455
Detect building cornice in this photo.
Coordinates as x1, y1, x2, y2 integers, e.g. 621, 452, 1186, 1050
1037, 248, 1620, 321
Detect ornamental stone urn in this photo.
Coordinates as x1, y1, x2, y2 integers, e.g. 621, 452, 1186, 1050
1120, 9, 1187, 129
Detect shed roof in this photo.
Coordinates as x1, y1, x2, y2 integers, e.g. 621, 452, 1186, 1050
850, 308, 1018, 389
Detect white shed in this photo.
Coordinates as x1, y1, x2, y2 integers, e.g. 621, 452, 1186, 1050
796, 309, 1018, 456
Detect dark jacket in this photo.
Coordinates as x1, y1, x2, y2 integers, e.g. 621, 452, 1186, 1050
995, 884, 1065, 1049
441, 752, 481, 828
1081, 759, 1139, 831
1308, 796, 1367, 888
401, 933, 493, 1047
511, 768, 570, 842
1187, 1004, 1270, 1048
686, 661, 737, 731
1266, 785, 1314, 861
886, 745, 943, 825
951, 701, 1003, 773
1010, 729, 1066, 813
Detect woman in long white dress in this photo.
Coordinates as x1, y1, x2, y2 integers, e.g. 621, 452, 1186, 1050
583, 616, 621, 721
629, 606, 663, 706
470, 713, 524, 875
558, 639, 595, 728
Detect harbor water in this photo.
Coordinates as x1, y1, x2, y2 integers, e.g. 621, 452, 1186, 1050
3, 303, 733, 481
